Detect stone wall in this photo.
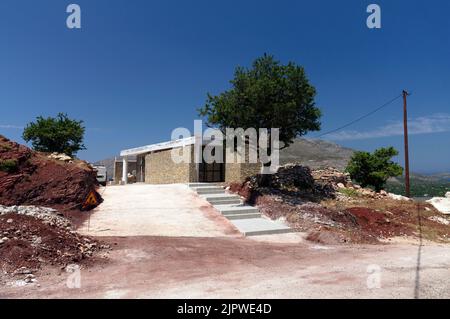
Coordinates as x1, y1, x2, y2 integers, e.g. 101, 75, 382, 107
224, 143, 260, 183
145, 145, 197, 184
225, 162, 260, 183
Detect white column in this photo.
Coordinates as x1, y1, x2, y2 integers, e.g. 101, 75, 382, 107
122, 156, 128, 184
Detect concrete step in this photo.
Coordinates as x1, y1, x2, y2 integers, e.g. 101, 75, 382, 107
230, 218, 294, 236
212, 203, 244, 209
201, 194, 240, 201
194, 187, 225, 195
207, 198, 242, 205
216, 206, 259, 216
224, 213, 261, 220
188, 183, 219, 188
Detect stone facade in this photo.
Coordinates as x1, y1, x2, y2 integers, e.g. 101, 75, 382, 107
225, 162, 260, 183
119, 143, 262, 185
224, 143, 261, 183
144, 145, 197, 184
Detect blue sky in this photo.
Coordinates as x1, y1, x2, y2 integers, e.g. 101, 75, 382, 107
0, 0, 449, 173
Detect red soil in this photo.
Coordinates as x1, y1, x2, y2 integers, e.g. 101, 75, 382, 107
0, 213, 101, 274
0, 135, 102, 218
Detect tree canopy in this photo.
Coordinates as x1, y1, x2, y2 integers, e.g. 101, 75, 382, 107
22, 113, 86, 157
346, 147, 404, 192
198, 54, 322, 151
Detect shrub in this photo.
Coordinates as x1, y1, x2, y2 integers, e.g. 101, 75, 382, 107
0, 159, 18, 173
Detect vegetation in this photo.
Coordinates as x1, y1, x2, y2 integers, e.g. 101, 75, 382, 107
22, 113, 86, 157
0, 159, 18, 173
346, 147, 403, 192
338, 187, 360, 198
386, 177, 450, 198
198, 54, 322, 174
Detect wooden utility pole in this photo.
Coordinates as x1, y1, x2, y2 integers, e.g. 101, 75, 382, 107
403, 90, 411, 198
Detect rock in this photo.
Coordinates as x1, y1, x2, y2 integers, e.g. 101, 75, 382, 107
1, 237, 8, 242
388, 193, 412, 201
354, 184, 362, 189
446, 192, 450, 199
0, 205, 71, 229
47, 152, 72, 162
379, 190, 388, 196
427, 196, 450, 215
361, 189, 375, 197
337, 183, 345, 189
428, 216, 450, 225
14, 267, 32, 275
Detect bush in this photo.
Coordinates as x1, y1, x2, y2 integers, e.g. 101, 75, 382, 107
346, 147, 403, 192
0, 159, 18, 173
22, 113, 85, 157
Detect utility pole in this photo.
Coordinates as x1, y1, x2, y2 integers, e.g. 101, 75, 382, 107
403, 90, 411, 198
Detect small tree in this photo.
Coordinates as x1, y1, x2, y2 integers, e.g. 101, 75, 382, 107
198, 54, 322, 177
23, 113, 86, 157
346, 147, 404, 192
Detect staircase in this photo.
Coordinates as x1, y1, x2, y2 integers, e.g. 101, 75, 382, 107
188, 183, 294, 236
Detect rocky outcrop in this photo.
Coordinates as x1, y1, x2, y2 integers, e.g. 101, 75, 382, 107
0, 135, 102, 211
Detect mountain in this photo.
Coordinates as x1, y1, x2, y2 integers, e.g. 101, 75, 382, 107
279, 138, 354, 171
386, 174, 450, 198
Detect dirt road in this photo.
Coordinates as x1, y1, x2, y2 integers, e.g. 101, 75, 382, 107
2, 184, 449, 299
78, 184, 239, 237
2, 236, 450, 299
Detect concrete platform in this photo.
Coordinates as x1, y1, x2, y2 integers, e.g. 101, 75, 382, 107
231, 218, 295, 236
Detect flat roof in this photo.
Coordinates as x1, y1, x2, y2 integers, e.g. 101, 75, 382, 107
120, 136, 197, 157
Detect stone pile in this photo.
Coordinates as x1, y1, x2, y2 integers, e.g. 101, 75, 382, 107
271, 164, 315, 190
0, 205, 71, 229
311, 167, 352, 188
47, 152, 72, 162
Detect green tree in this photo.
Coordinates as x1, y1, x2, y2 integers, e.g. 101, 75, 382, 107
22, 113, 86, 157
346, 147, 404, 192
198, 54, 322, 175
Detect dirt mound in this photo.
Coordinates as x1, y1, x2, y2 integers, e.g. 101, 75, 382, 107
0, 135, 102, 213
228, 164, 450, 244
0, 213, 103, 275
344, 207, 412, 239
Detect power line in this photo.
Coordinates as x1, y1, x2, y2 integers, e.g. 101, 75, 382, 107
315, 93, 404, 138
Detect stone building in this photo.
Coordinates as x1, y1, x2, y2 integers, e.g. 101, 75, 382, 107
116, 136, 261, 184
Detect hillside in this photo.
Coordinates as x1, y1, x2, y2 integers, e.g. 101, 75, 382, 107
279, 138, 354, 170
386, 174, 450, 198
